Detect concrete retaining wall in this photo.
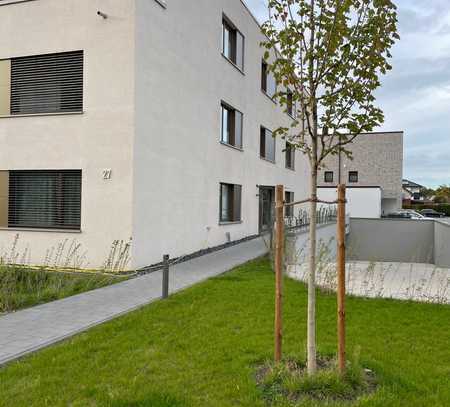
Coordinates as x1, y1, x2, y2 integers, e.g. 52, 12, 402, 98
348, 218, 450, 267
286, 222, 338, 265
434, 221, 450, 268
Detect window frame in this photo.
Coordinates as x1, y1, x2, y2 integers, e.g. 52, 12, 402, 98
220, 101, 243, 150
219, 183, 242, 224
324, 171, 334, 183
7, 169, 82, 231
285, 191, 295, 217
0, 50, 84, 118
221, 15, 245, 72
285, 142, 295, 170
260, 126, 276, 163
348, 171, 359, 183
286, 89, 295, 117
261, 59, 276, 99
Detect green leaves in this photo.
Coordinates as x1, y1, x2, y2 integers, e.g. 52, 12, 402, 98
262, 0, 399, 164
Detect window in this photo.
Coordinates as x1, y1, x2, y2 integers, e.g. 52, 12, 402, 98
221, 102, 243, 149
261, 60, 276, 98
285, 191, 294, 217
285, 142, 295, 170
220, 183, 242, 223
287, 90, 294, 117
0, 50, 83, 116
324, 171, 334, 183
348, 171, 359, 183
4, 170, 82, 230
260, 127, 275, 162
222, 17, 244, 71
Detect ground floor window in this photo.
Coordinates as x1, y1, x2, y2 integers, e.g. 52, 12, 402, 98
285, 191, 294, 217
220, 183, 242, 223
5, 170, 82, 230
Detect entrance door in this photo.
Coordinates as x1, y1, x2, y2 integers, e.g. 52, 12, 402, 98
259, 186, 275, 233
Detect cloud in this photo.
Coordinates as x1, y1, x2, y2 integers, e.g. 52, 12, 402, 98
244, 0, 450, 188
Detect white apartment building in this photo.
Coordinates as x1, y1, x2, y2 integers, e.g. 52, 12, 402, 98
0, 0, 310, 269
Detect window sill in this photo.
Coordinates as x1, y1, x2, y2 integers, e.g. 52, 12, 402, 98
286, 166, 295, 172
261, 90, 276, 104
221, 54, 245, 75
153, 0, 167, 9
260, 156, 276, 165
0, 227, 82, 233
0, 111, 84, 119
287, 112, 296, 120
0, 0, 37, 6
219, 221, 243, 226
219, 141, 244, 152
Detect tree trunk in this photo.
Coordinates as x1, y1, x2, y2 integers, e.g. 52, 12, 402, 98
307, 164, 318, 375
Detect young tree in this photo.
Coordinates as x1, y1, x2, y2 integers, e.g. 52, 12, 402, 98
262, 0, 399, 374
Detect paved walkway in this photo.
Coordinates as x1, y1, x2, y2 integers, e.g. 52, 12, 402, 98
0, 237, 268, 366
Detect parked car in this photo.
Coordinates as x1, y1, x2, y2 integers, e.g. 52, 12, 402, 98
385, 211, 413, 219
420, 209, 446, 218
401, 210, 432, 220
385, 210, 431, 220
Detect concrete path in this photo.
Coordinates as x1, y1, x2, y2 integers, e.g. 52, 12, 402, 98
288, 261, 450, 304
0, 237, 268, 366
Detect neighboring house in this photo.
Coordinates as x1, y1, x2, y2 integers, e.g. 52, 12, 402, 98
402, 179, 425, 202
317, 132, 404, 218
0, 0, 309, 269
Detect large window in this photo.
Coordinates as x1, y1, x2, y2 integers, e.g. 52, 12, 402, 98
5, 170, 82, 230
324, 171, 334, 183
221, 102, 243, 149
285, 191, 295, 217
220, 183, 242, 223
285, 142, 295, 170
0, 50, 83, 116
222, 17, 244, 71
261, 60, 276, 98
348, 171, 359, 183
260, 127, 275, 162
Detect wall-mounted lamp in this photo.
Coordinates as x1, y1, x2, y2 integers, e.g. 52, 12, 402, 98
97, 10, 108, 19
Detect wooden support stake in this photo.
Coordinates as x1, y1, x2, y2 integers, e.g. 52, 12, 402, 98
162, 254, 169, 299
337, 184, 346, 374
274, 185, 284, 363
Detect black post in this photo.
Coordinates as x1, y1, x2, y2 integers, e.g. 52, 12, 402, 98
162, 254, 169, 299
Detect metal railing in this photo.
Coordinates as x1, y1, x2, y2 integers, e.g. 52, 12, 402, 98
284, 206, 337, 230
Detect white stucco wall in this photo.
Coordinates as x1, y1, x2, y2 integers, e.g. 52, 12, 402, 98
318, 187, 382, 219
0, 0, 136, 268
0, 0, 310, 270
131, 0, 309, 268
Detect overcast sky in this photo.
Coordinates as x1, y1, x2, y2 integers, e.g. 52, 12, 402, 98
244, 0, 450, 188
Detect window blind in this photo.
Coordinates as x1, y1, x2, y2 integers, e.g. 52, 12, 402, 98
10, 50, 83, 115
8, 170, 82, 230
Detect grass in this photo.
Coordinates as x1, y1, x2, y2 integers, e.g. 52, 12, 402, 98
0, 266, 125, 313
0, 257, 449, 406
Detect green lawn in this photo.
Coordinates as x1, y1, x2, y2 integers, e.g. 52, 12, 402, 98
0, 266, 125, 313
0, 258, 449, 406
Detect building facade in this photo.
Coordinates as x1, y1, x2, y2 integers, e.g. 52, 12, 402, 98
0, 0, 309, 269
317, 132, 404, 216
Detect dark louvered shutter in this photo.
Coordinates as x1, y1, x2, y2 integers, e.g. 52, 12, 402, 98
10, 51, 83, 115
8, 170, 82, 230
